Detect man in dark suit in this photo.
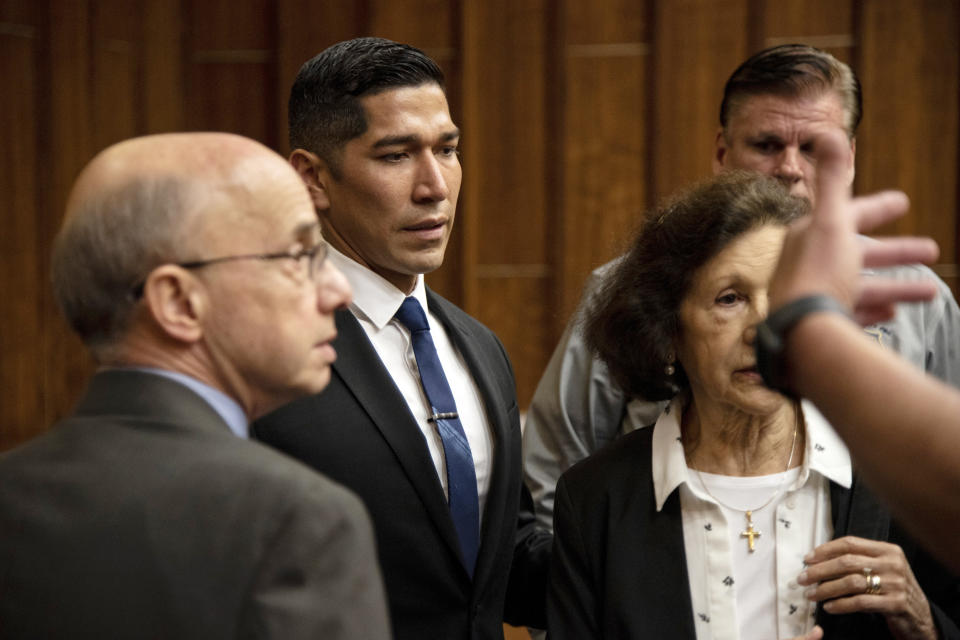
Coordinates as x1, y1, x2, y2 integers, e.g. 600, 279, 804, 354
254, 38, 550, 639
0, 132, 390, 639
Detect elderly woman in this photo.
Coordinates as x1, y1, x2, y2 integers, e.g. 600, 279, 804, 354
546, 172, 960, 640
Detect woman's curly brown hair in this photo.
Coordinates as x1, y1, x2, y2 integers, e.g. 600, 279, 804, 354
583, 171, 808, 401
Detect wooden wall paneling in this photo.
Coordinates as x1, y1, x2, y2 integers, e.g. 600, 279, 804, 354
461, 0, 550, 405
142, 0, 185, 134
759, 0, 854, 59
650, 0, 750, 203
186, 0, 276, 147
856, 0, 959, 295
3, 0, 955, 454
558, 0, 650, 327
565, 0, 647, 43
475, 271, 552, 400
0, 4, 42, 450
366, 0, 465, 305
275, 0, 365, 155
0, 0, 35, 24
43, 0, 97, 428
367, 0, 453, 45
92, 0, 139, 149
189, 0, 273, 50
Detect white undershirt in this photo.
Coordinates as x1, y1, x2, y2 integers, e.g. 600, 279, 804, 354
652, 398, 852, 640
328, 247, 493, 523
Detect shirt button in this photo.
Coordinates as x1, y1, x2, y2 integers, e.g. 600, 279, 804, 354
788, 580, 798, 590
786, 499, 796, 509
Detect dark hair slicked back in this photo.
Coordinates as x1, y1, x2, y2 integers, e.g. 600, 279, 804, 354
288, 37, 445, 175
720, 43, 862, 138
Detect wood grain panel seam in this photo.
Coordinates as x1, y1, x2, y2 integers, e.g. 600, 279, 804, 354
0, 22, 36, 38
103, 38, 134, 53
420, 47, 456, 61
474, 264, 550, 279
765, 34, 855, 49
933, 263, 960, 279
193, 49, 271, 63
567, 42, 648, 58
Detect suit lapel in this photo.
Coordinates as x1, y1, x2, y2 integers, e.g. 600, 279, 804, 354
331, 308, 467, 567
426, 290, 514, 586
817, 478, 891, 632
829, 476, 890, 540
638, 457, 698, 638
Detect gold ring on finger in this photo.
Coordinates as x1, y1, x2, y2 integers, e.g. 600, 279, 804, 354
865, 573, 882, 595
862, 567, 872, 577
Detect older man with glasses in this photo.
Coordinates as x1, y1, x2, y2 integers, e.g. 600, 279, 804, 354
0, 132, 390, 639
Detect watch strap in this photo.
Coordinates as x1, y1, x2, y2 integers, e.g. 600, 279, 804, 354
756, 294, 849, 396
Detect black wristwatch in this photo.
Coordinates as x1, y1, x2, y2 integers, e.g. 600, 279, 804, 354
756, 295, 849, 397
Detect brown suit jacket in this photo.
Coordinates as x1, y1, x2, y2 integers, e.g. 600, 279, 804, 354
0, 369, 390, 639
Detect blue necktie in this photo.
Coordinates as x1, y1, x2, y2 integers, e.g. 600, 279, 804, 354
395, 297, 480, 577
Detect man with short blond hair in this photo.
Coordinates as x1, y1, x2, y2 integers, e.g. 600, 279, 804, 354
523, 43, 960, 530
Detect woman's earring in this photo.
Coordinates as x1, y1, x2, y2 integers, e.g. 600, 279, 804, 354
665, 361, 675, 376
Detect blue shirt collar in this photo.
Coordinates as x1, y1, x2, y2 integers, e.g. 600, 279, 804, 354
114, 366, 249, 438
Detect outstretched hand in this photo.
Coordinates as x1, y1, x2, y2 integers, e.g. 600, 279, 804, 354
768, 129, 939, 325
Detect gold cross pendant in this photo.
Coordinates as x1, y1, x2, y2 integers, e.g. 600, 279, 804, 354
740, 510, 761, 552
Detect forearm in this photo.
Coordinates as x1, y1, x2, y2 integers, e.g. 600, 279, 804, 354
788, 312, 960, 572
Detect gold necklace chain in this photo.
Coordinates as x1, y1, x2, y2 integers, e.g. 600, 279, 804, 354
691, 406, 801, 552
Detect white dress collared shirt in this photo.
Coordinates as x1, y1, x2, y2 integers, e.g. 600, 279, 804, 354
652, 398, 853, 640
328, 247, 493, 524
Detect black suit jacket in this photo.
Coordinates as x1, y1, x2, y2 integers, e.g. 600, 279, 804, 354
548, 426, 960, 639
254, 289, 550, 639
0, 370, 390, 639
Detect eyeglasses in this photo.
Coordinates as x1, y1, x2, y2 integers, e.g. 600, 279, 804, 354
131, 242, 329, 299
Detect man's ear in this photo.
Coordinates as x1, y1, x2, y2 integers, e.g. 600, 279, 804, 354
142, 266, 206, 344
712, 128, 728, 176
290, 149, 331, 211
